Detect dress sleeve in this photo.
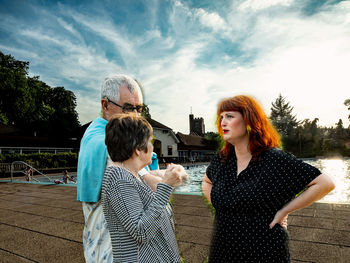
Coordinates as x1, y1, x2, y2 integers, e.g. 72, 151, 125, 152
106, 179, 173, 244
279, 151, 321, 195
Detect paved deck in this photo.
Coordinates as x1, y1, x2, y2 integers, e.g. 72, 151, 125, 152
172, 194, 350, 263
0, 182, 349, 263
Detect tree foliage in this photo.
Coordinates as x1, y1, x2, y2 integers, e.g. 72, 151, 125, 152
270, 94, 350, 157
270, 94, 299, 135
141, 104, 151, 119
0, 51, 80, 141
270, 94, 299, 150
0, 152, 78, 169
345, 99, 350, 122
0, 52, 31, 127
202, 132, 223, 151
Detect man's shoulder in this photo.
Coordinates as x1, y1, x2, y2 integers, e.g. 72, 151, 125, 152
82, 118, 107, 138
80, 118, 107, 149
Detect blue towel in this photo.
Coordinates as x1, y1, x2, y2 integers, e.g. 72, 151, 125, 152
77, 117, 108, 202
149, 152, 159, 170
145, 152, 159, 171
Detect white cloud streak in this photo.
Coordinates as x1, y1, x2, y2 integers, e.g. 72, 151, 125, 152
194, 8, 227, 32
64, 9, 136, 59
239, 0, 293, 11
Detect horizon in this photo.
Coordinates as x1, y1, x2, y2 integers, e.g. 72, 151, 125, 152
0, 0, 349, 133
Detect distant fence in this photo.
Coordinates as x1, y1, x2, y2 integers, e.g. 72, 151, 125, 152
0, 162, 34, 178
0, 162, 27, 174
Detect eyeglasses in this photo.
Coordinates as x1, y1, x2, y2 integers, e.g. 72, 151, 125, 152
107, 98, 144, 113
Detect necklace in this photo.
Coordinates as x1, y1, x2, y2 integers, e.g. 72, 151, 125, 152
115, 162, 141, 181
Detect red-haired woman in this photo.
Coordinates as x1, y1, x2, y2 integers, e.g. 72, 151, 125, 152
202, 95, 335, 263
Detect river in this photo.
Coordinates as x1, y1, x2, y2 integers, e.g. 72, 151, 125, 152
175, 158, 350, 203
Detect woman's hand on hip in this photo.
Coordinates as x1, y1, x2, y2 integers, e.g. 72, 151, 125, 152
270, 210, 289, 229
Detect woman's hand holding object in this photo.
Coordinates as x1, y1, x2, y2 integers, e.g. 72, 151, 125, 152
162, 164, 188, 187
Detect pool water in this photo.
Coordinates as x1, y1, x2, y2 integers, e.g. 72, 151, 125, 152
5, 158, 349, 203
176, 158, 350, 203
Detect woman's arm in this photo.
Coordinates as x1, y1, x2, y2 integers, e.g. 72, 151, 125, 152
107, 165, 187, 244
142, 173, 162, 192
202, 173, 213, 204
270, 173, 335, 228
144, 164, 188, 192
108, 180, 173, 244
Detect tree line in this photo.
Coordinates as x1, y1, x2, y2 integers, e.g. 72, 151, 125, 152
270, 94, 350, 157
1, 51, 349, 157
0, 51, 80, 145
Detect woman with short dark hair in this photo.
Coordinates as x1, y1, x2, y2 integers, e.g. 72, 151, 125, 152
202, 95, 335, 262
102, 113, 186, 262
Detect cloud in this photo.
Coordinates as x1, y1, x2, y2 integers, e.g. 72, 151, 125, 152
194, 8, 227, 32
0, 10, 126, 124
63, 8, 136, 60
1, 0, 349, 132
141, 0, 350, 132
76, 94, 101, 125
56, 17, 84, 42
238, 0, 293, 11
0, 44, 38, 59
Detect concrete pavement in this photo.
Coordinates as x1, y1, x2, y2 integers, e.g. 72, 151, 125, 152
0, 182, 349, 263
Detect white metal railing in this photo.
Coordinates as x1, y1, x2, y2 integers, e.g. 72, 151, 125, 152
10, 161, 53, 183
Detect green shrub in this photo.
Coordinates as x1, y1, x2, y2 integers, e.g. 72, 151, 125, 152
0, 152, 78, 168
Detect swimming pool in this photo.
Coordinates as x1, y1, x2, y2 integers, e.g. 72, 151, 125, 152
1, 173, 77, 186
3, 158, 349, 202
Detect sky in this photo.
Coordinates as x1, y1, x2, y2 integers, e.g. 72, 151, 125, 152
0, 0, 349, 133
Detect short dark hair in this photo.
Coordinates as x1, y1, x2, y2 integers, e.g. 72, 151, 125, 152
105, 113, 153, 162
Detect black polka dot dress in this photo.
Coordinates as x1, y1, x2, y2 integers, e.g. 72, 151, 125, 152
206, 148, 321, 263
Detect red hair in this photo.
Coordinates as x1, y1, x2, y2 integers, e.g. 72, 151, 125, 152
217, 95, 281, 161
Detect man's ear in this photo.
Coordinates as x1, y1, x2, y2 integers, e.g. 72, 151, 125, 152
101, 99, 108, 110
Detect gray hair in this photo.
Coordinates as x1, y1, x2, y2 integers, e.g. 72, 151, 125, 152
101, 74, 143, 102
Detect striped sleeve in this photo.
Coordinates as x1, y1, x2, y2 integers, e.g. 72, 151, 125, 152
106, 179, 173, 244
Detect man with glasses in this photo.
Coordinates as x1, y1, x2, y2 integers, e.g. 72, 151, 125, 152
77, 74, 187, 263
106, 98, 144, 113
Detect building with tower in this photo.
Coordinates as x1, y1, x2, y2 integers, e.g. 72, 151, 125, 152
189, 113, 205, 136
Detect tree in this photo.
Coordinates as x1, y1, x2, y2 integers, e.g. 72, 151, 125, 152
345, 99, 350, 122
335, 119, 344, 139
25, 76, 55, 136
202, 132, 223, 151
0, 51, 80, 142
0, 51, 33, 127
0, 110, 8, 125
270, 94, 298, 136
141, 104, 151, 119
297, 118, 321, 157
334, 119, 345, 154
46, 87, 80, 142
270, 94, 299, 152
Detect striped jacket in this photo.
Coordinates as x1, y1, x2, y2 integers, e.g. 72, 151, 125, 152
101, 166, 181, 263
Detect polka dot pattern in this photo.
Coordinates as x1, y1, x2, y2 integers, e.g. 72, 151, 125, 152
206, 148, 321, 263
